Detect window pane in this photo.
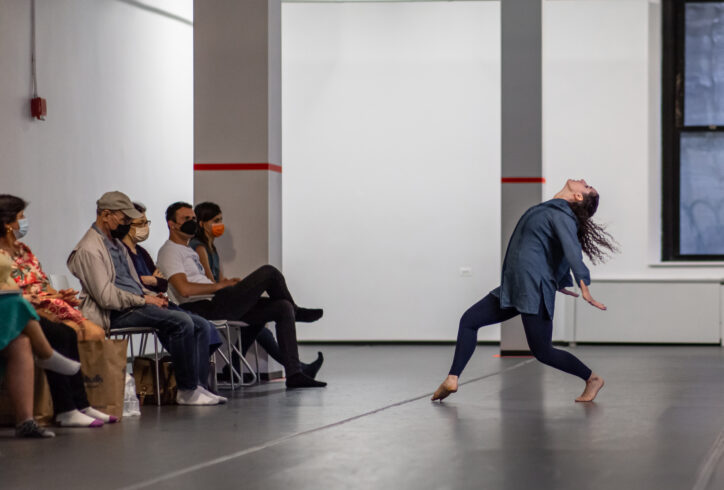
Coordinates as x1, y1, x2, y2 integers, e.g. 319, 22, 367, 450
680, 132, 724, 254
684, 2, 724, 126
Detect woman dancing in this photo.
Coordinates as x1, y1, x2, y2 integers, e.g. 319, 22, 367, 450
432, 179, 617, 403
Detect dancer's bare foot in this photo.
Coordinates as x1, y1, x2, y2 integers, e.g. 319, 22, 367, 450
431, 375, 459, 402
575, 373, 604, 402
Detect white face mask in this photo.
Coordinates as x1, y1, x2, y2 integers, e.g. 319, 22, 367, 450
134, 225, 150, 243
13, 218, 29, 239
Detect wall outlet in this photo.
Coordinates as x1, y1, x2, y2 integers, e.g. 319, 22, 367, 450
459, 267, 472, 277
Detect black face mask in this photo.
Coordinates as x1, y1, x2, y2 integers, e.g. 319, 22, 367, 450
179, 220, 198, 236
110, 223, 131, 240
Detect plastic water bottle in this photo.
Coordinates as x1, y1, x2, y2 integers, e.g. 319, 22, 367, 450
123, 373, 141, 417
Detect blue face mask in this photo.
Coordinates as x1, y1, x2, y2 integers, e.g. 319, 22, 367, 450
13, 218, 29, 239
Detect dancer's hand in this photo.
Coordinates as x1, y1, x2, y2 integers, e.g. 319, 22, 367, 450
558, 288, 579, 297
579, 280, 607, 311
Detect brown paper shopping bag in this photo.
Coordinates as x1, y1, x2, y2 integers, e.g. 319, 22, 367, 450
78, 338, 128, 420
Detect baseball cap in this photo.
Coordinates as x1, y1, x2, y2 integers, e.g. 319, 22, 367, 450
96, 191, 143, 219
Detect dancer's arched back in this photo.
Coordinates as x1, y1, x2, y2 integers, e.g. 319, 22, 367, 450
432, 179, 617, 403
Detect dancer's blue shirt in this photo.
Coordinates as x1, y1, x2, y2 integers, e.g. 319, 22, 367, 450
492, 198, 591, 318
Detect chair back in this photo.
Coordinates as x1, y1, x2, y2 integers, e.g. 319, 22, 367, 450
48, 274, 71, 290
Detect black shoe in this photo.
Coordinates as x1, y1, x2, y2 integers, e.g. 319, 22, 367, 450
301, 352, 324, 379
286, 372, 327, 388
296, 308, 323, 323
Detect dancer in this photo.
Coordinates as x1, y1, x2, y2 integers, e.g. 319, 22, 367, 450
432, 179, 617, 403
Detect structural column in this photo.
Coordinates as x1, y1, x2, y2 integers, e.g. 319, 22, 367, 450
194, 0, 282, 275
194, 0, 283, 376
500, 0, 543, 355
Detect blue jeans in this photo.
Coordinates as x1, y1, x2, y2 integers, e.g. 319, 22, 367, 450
110, 305, 209, 390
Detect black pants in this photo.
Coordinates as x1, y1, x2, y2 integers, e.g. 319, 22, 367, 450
182, 265, 302, 375
449, 293, 592, 381
39, 318, 90, 415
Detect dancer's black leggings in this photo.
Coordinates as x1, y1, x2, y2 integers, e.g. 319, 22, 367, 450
449, 293, 592, 380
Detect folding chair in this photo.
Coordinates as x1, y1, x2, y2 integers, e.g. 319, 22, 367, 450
109, 326, 163, 406
163, 291, 260, 391
211, 320, 259, 390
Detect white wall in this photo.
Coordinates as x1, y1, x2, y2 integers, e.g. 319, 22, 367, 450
543, 0, 723, 280
0, 0, 193, 276
282, 2, 502, 341
544, 0, 724, 343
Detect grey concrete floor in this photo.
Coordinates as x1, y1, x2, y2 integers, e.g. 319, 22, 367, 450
2, 344, 724, 490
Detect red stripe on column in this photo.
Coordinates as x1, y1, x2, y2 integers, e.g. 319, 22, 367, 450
501, 177, 546, 183
194, 163, 282, 173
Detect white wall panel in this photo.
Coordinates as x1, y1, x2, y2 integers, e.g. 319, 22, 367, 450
0, 0, 193, 272
575, 280, 721, 344
282, 2, 501, 341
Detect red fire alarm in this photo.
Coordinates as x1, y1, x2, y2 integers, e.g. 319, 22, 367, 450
31, 97, 46, 120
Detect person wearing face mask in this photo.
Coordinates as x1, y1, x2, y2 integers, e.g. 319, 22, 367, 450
0, 195, 105, 342
190, 202, 323, 383
0, 195, 117, 427
67, 191, 224, 406
120, 201, 223, 356
120, 202, 167, 294
157, 202, 326, 389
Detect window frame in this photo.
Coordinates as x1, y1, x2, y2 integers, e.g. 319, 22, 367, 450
662, 0, 724, 261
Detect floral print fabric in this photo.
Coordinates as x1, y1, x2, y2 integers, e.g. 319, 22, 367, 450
0, 242, 86, 324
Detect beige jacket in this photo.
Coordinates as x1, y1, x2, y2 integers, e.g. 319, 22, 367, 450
67, 226, 147, 332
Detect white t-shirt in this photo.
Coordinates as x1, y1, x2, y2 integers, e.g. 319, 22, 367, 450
157, 240, 213, 303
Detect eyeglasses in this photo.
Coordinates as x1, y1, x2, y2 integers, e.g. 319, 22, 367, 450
132, 220, 151, 227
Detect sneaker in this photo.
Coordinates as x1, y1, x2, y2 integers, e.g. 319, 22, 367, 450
176, 387, 219, 406
15, 419, 56, 438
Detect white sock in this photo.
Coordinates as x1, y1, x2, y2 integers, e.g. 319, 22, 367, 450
81, 407, 118, 423
55, 409, 104, 427
37, 351, 81, 376
198, 386, 227, 404
176, 388, 219, 406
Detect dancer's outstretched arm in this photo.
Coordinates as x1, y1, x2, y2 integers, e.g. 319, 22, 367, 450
579, 280, 606, 310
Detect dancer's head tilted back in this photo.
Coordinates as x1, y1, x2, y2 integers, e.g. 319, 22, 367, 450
556, 179, 617, 264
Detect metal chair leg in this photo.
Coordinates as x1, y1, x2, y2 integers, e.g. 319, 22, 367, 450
129, 335, 135, 364
254, 341, 260, 383
229, 333, 257, 387
209, 355, 217, 392
153, 332, 161, 406
226, 324, 236, 392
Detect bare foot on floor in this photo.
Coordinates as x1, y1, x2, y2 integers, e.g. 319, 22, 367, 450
575, 373, 604, 402
431, 375, 459, 402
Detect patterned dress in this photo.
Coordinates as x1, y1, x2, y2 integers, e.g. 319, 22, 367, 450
0, 242, 87, 325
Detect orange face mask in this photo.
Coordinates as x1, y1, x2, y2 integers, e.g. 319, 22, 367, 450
211, 223, 225, 237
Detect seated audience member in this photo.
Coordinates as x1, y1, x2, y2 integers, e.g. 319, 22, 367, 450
157, 202, 326, 389
191, 202, 322, 380
67, 191, 224, 406
120, 201, 222, 355
1, 256, 81, 437
0, 195, 104, 341
0, 195, 118, 427
0, 322, 47, 438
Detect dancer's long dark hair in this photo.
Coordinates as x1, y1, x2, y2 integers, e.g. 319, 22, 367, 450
568, 192, 618, 264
